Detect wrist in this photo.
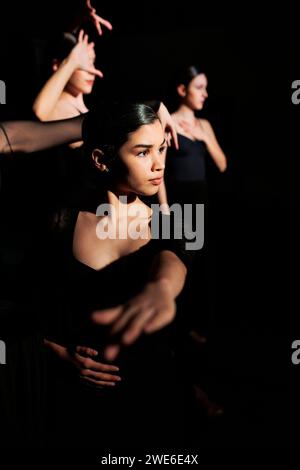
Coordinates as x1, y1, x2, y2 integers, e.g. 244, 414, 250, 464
65, 53, 80, 71
147, 278, 174, 296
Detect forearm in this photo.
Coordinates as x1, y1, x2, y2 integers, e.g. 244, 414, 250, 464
0, 115, 84, 154
149, 250, 187, 298
157, 180, 170, 214
203, 137, 226, 172
33, 57, 77, 121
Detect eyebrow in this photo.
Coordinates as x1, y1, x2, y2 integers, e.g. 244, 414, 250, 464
132, 138, 166, 149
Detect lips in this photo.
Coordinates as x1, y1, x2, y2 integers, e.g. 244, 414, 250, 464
149, 177, 163, 186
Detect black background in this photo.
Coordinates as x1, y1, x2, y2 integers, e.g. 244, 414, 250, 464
1, 0, 300, 449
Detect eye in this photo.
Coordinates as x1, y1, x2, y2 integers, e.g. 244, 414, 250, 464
159, 145, 167, 154
137, 149, 149, 157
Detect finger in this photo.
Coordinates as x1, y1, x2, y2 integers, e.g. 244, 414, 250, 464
110, 306, 140, 335
122, 308, 155, 345
143, 306, 176, 333
80, 369, 121, 382
75, 355, 119, 372
169, 126, 179, 150
84, 33, 89, 44
76, 345, 98, 357
93, 18, 102, 36
78, 30, 84, 42
84, 66, 103, 78
92, 306, 123, 325
94, 362, 120, 372
90, 67, 104, 78
98, 16, 113, 30
80, 377, 116, 387
103, 344, 120, 362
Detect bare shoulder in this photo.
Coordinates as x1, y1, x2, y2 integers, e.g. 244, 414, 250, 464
171, 112, 184, 132
48, 100, 78, 121
198, 118, 212, 129
78, 211, 99, 228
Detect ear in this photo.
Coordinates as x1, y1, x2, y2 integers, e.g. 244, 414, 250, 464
92, 149, 108, 172
177, 84, 186, 98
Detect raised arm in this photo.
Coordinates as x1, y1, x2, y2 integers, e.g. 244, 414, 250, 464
33, 30, 102, 121
0, 115, 84, 155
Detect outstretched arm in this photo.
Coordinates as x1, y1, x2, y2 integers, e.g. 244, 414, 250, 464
92, 250, 187, 360
0, 115, 84, 155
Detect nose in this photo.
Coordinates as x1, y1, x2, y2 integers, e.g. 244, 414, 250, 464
151, 151, 165, 172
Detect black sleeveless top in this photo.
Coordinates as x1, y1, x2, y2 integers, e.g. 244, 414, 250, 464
166, 134, 207, 182
44, 207, 194, 379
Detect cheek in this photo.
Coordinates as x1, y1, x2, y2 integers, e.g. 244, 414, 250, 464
127, 160, 150, 183
188, 89, 197, 101
71, 72, 85, 87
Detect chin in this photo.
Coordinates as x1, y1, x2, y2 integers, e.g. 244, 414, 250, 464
83, 86, 93, 94
139, 187, 159, 197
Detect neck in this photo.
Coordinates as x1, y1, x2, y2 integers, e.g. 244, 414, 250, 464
176, 104, 195, 121
106, 190, 139, 210
97, 190, 151, 222
61, 89, 86, 110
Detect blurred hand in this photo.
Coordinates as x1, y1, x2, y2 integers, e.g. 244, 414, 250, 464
86, 0, 113, 36
70, 30, 103, 78
92, 279, 176, 361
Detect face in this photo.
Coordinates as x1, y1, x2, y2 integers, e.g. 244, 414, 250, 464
67, 69, 95, 95
63, 47, 96, 95
111, 120, 167, 197
182, 73, 208, 110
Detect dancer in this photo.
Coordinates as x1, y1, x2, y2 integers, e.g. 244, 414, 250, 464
42, 102, 193, 448
0, 103, 186, 449
159, 64, 227, 208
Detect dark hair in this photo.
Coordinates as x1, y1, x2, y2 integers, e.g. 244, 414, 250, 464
49, 33, 77, 63
81, 102, 159, 189
174, 65, 206, 88
83, 102, 159, 166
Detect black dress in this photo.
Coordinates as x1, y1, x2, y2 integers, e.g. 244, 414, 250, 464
165, 133, 208, 207
43, 206, 195, 449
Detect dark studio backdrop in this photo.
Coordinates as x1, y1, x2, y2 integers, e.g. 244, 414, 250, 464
0, 0, 299, 450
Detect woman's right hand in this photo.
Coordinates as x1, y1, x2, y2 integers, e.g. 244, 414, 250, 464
44, 339, 121, 388
69, 30, 103, 78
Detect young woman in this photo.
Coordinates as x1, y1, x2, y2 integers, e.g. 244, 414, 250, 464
0, 103, 190, 448
160, 64, 227, 208
33, 30, 101, 131
41, 102, 193, 448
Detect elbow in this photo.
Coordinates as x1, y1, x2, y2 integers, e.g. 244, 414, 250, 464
32, 103, 47, 122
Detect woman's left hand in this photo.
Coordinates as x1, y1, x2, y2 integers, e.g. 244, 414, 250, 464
92, 279, 176, 361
